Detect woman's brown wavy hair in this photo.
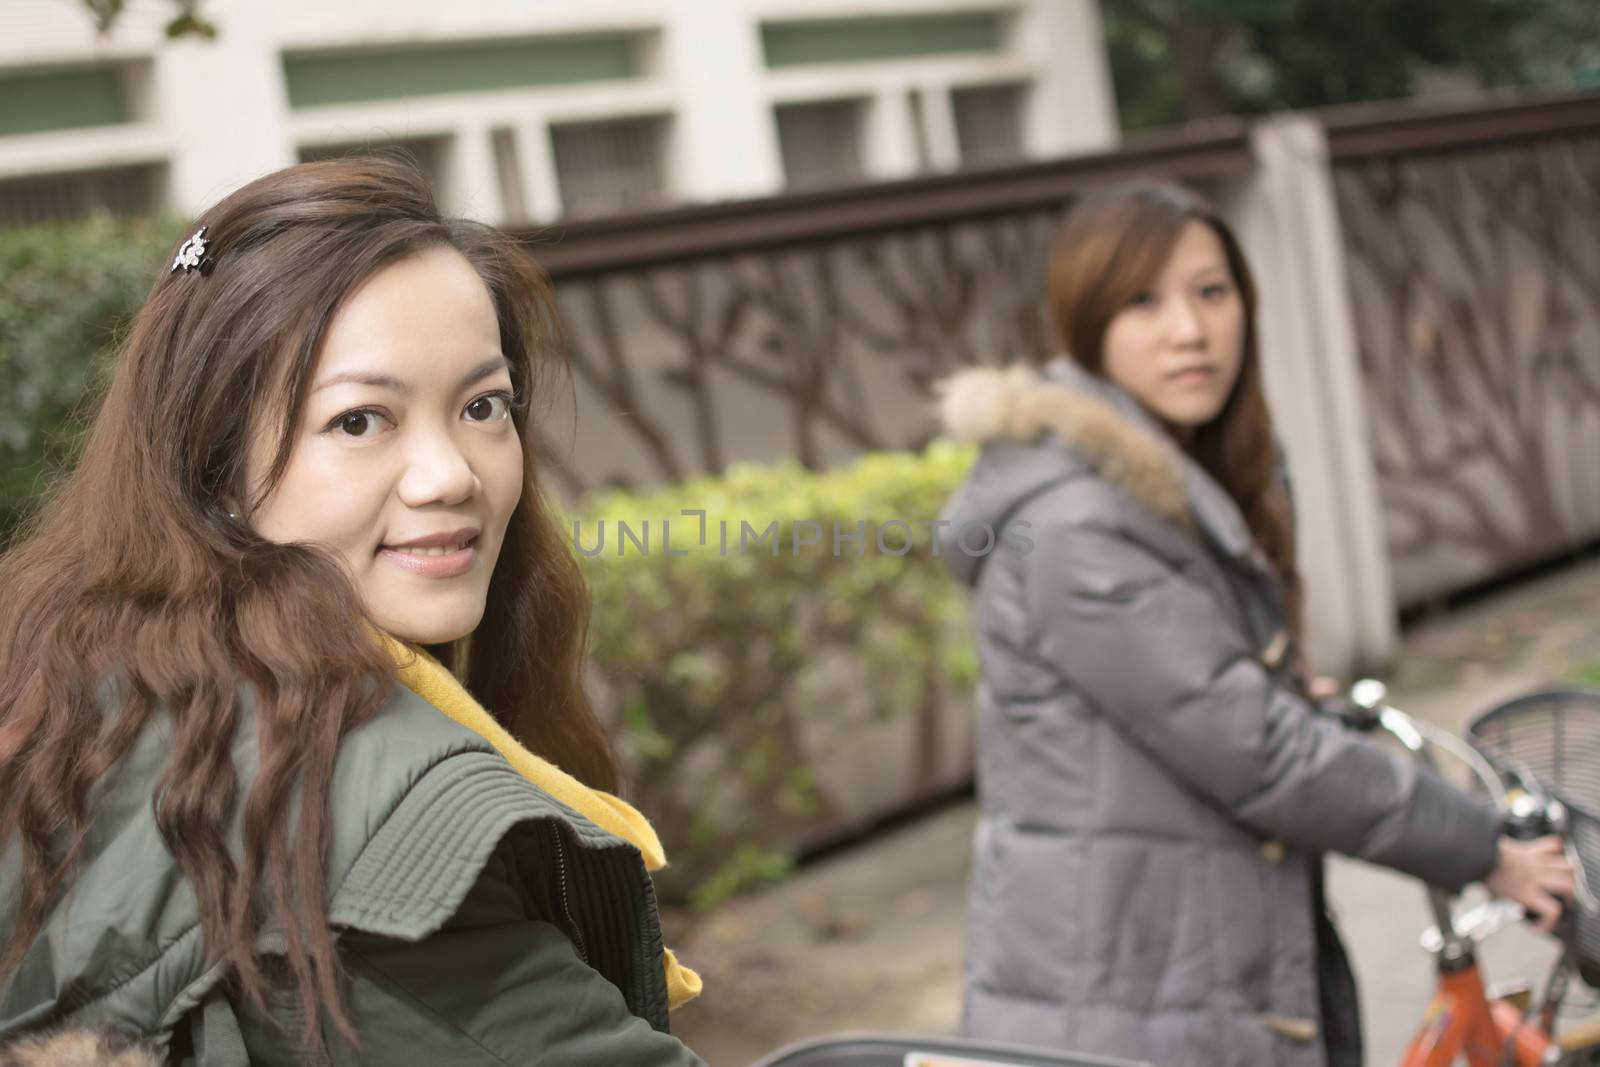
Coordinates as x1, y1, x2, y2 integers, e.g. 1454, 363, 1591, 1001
0, 157, 617, 1057
1045, 179, 1303, 647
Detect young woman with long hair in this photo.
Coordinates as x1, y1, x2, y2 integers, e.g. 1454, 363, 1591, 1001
935, 179, 1573, 1066
0, 158, 703, 1065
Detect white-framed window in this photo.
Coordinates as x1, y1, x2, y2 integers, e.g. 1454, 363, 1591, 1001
549, 116, 670, 219
774, 98, 866, 190
0, 163, 166, 229
952, 82, 1027, 167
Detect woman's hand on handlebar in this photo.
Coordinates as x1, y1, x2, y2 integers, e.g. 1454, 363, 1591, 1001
1485, 836, 1577, 933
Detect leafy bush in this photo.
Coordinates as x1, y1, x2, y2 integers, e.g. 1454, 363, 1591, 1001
0, 216, 179, 539
573, 442, 980, 908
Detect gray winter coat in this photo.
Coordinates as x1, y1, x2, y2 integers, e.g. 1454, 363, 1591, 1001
936, 358, 1502, 1067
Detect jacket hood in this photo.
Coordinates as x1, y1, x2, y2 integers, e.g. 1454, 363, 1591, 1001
934, 358, 1194, 585
934, 357, 1269, 586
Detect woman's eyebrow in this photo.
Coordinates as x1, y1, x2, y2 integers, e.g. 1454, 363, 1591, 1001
312, 356, 510, 396
458, 356, 512, 389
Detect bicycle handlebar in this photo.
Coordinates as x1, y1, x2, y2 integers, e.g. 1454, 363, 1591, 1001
1342, 679, 1511, 808
1339, 679, 1600, 965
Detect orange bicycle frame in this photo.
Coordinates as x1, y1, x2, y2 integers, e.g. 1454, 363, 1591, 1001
1400, 960, 1552, 1067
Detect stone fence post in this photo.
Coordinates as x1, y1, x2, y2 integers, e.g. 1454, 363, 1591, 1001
1217, 114, 1398, 676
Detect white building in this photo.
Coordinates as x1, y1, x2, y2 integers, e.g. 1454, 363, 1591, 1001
0, 0, 1117, 227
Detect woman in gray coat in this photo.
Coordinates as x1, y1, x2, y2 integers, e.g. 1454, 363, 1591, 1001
936, 180, 1573, 1067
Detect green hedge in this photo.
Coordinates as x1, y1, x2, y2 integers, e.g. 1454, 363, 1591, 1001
2, 217, 980, 909
0, 216, 179, 538
575, 443, 979, 907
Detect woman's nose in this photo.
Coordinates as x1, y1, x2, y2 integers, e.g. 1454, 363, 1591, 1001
397, 434, 481, 508
1166, 295, 1206, 346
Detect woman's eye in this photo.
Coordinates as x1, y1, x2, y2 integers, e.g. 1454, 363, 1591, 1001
331, 410, 385, 438
1200, 283, 1232, 301
465, 391, 515, 423
1129, 290, 1157, 308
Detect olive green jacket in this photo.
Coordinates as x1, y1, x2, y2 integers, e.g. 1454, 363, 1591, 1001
0, 682, 704, 1066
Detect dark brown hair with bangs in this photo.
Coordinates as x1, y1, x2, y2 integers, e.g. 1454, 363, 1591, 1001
0, 157, 616, 1060
1045, 179, 1303, 649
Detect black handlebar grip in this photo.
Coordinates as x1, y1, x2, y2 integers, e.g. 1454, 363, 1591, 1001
1503, 806, 1550, 840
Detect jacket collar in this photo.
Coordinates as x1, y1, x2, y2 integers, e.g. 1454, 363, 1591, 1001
381, 634, 702, 1011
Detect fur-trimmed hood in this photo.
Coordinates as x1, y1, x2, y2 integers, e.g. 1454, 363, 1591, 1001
936, 360, 1191, 527
933, 357, 1263, 586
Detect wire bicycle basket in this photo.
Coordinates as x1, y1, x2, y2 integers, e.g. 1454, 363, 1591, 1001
1468, 687, 1600, 987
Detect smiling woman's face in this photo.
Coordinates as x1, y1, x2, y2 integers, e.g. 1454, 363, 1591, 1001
242, 246, 524, 645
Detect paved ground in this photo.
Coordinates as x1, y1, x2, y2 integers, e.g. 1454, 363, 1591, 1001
669, 557, 1600, 1066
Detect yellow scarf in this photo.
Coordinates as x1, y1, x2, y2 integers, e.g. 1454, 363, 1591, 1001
381, 634, 703, 1010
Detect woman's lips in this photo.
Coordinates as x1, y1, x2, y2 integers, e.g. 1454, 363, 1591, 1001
379, 538, 477, 578
1168, 366, 1216, 386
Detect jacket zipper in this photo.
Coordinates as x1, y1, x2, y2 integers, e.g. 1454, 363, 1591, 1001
547, 821, 589, 964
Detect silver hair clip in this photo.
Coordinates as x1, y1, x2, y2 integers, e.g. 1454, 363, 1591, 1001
171, 226, 210, 273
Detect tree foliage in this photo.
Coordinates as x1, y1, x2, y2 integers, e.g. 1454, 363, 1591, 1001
0, 216, 178, 542
1103, 0, 1600, 130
